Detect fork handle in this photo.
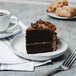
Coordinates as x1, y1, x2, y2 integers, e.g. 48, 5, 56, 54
43, 68, 60, 76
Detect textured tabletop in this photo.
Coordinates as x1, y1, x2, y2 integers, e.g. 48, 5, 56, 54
0, 2, 76, 76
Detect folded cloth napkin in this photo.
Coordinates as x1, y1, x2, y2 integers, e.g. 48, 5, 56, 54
0, 20, 52, 71
0, 62, 34, 71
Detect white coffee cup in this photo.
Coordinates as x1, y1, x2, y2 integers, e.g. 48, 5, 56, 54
0, 9, 17, 32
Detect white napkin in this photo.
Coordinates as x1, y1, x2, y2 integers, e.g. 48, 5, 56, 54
0, 62, 34, 71
0, 21, 52, 71
0, 40, 23, 64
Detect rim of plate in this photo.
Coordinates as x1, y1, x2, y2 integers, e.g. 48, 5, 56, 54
47, 12, 76, 19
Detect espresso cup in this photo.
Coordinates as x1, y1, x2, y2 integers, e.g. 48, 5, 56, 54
0, 9, 17, 32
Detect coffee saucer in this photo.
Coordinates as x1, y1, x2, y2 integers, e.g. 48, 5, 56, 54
0, 20, 21, 39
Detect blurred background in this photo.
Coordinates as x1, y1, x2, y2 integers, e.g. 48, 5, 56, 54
0, 0, 75, 4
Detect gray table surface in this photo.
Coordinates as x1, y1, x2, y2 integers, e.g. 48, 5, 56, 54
0, 2, 76, 76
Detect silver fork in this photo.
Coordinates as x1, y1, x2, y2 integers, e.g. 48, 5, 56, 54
43, 52, 76, 76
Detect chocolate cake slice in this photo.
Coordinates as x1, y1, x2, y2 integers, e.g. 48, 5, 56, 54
26, 19, 58, 54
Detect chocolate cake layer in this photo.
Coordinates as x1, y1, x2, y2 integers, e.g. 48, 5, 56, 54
26, 36, 52, 43
26, 30, 53, 37
26, 42, 53, 54
26, 30, 53, 43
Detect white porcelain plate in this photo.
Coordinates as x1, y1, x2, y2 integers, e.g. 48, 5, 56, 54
47, 12, 76, 19
11, 34, 68, 61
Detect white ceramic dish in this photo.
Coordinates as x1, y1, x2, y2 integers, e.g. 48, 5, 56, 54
47, 12, 76, 19
0, 19, 21, 38
11, 34, 68, 61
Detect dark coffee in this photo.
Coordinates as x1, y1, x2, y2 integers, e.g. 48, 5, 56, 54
0, 12, 7, 16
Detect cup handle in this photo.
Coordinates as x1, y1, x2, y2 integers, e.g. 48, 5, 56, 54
8, 16, 18, 30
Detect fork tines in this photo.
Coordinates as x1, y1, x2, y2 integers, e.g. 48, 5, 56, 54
63, 52, 76, 68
